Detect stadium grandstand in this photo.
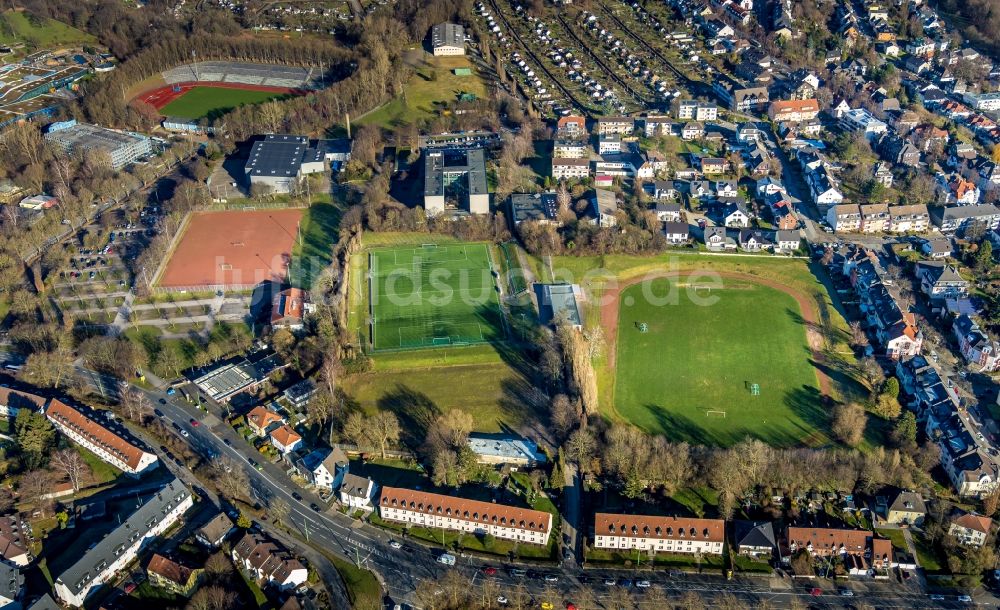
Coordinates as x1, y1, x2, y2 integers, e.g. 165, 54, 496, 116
161, 61, 324, 90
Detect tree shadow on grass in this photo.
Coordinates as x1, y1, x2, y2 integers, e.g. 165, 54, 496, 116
780, 385, 833, 447
376, 383, 441, 445
635, 404, 715, 446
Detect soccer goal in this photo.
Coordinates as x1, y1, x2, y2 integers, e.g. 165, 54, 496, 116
706, 410, 727, 418
750, 383, 761, 396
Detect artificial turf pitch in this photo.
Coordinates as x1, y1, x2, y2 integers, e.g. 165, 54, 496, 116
369, 243, 505, 350
158, 86, 289, 121
613, 278, 826, 447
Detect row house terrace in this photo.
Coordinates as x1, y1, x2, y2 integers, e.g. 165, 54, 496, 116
378, 487, 552, 545
785, 527, 892, 574
45, 399, 157, 476
593, 513, 724, 555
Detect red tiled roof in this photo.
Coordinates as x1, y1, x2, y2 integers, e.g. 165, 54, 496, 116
557, 116, 585, 128
271, 288, 309, 324
770, 99, 820, 114
594, 513, 724, 543
0, 388, 46, 410
379, 486, 552, 533
269, 425, 301, 448
45, 399, 148, 471
147, 553, 194, 586
787, 527, 888, 556
246, 406, 283, 433
953, 513, 992, 535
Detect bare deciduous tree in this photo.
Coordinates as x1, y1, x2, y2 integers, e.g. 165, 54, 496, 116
51, 449, 91, 492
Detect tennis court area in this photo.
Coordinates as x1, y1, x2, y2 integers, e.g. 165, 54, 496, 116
369, 242, 506, 350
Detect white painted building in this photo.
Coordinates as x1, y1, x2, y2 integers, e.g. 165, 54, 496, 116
45, 399, 158, 476
593, 513, 724, 555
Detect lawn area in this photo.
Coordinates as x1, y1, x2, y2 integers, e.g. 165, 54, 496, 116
369, 513, 557, 560
159, 86, 291, 121
912, 531, 943, 572
614, 277, 826, 446
356, 53, 486, 129
290, 199, 343, 289
543, 253, 861, 446
75, 442, 122, 484
369, 242, 505, 350
325, 552, 381, 610
584, 545, 725, 570
0, 10, 95, 47
876, 528, 907, 551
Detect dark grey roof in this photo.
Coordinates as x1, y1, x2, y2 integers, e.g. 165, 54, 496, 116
0, 561, 20, 603
431, 23, 465, 50
55, 478, 190, 599
510, 192, 558, 223
734, 521, 776, 549
888, 491, 926, 515
424, 149, 487, 197
26, 593, 59, 610
663, 221, 689, 235
536, 283, 582, 326
245, 134, 311, 178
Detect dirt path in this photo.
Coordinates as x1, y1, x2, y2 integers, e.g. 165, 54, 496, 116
599, 271, 832, 399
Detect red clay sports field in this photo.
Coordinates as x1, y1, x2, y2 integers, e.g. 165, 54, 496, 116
155, 209, 304, 290
136, 81, 302, 110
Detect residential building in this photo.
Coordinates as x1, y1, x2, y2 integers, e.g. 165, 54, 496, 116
917, 262, 969, 299
809, 166, 844, 209
712, 80, 769, 112
642, 116, 674, 137
593, 513, 724, 555
767, 99, 819, 123
243, 135, 330, 194
339, 473, 377, 510
921, 238, 953, 259
551, 158, 590, 180
556, 116, 586, 137
859, 204, 890, 233
270, 288, 314, 331
953, 315, 1000, 372
553, 139, 587, 159
269, 425, 303, 455
786, 527, 892, 571
44, 122, 151, 170
704, 226, 737, 251
888, 204, 929, 233
246, 406, 284, 437
775, 230, 802, 253
931, 204, 1000, 234
827, 204, 862, 232
590, 189, 618, 227
653, 201, 682, 222
191, 353, 286, 404
467, 434, 546, 466
733, 521, 777, 560
45, 399, 158, 476
700, 158, 727, 175
739, 229, 773, 252
146, 554, 202, 598
424, 148, 489, 216
722, 202, 751, 228
282, 379, 317, 411
676, 101, 718, 121
196, 513, 234, 549
510, 192, 559, 225
0, 515, 29, 566
431, 23, 465, 56
939, 176, 981, 205
595, 117, 634, 136
0, 388, 45, 419
839, 108, 888, 140
663, 222, 690, 244
378, 487, 552, 545
883, 491, 926, 526
598, 134, 622, 155
681, 122, 704, 141
948, 512, 993, 546
54, 479, 193, 607
295, 447, 349, 492
232, 532, 308, 591
873, 162, 893, 188
0, 563, 20, 610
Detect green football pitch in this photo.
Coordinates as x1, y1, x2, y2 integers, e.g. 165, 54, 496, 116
369, 243, 506, 350
613, 278, 827, 447
159, 86, 290, 121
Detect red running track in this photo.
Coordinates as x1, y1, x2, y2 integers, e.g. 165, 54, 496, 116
134, 81, 305, 111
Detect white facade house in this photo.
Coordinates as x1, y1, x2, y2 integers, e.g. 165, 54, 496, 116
268, 425, 303, 455
232, 532, 308, 591
378, 487, 552, 546
839, 108, 888, 139
45, 399, 158, 476
677, 101, 718, 121
0, 388, 45, 419
54, 479, 192, 607
551, 158, 590, 180
339, 473, 377, 510
296, 447, 349, 492
593, 513, 724, 555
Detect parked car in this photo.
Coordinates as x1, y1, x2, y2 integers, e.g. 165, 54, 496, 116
389, 540, 402, 550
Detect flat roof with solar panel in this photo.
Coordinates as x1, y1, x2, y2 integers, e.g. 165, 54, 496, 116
244, 134, 309, 178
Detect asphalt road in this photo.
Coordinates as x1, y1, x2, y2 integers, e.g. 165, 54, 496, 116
73, 367, 992, 609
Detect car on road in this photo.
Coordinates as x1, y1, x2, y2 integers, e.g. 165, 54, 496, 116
540, 603, 553, 610
838, 588, 854, 597
291, 492, 302, 501
180, 429, 189, 438
389, 540, 402, 550
158, 398, 166, 404
153, 409, 163, 417
957, 594, 973, 602
810, 588, 822, 596
482, 567, 497, 576
436, 553, 456, 566
510, 568, 526, 577
166, 388, 175, 395
543, 574, 559, 583
190, 419, 199, 426
620, 579, 632, 588
223, 438, 232, 446
636, 580, 650, 588
603, 578, 616, 586
928, 594, 945, 601
309, 503, 321, 512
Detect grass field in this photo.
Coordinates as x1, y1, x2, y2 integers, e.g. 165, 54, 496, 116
614, 278, 825, 446
369, 242, 505, 350
290, 199, 342, 289
357, 53, 487, 129
0, 10, 95, 47
158, 86, 290, 121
